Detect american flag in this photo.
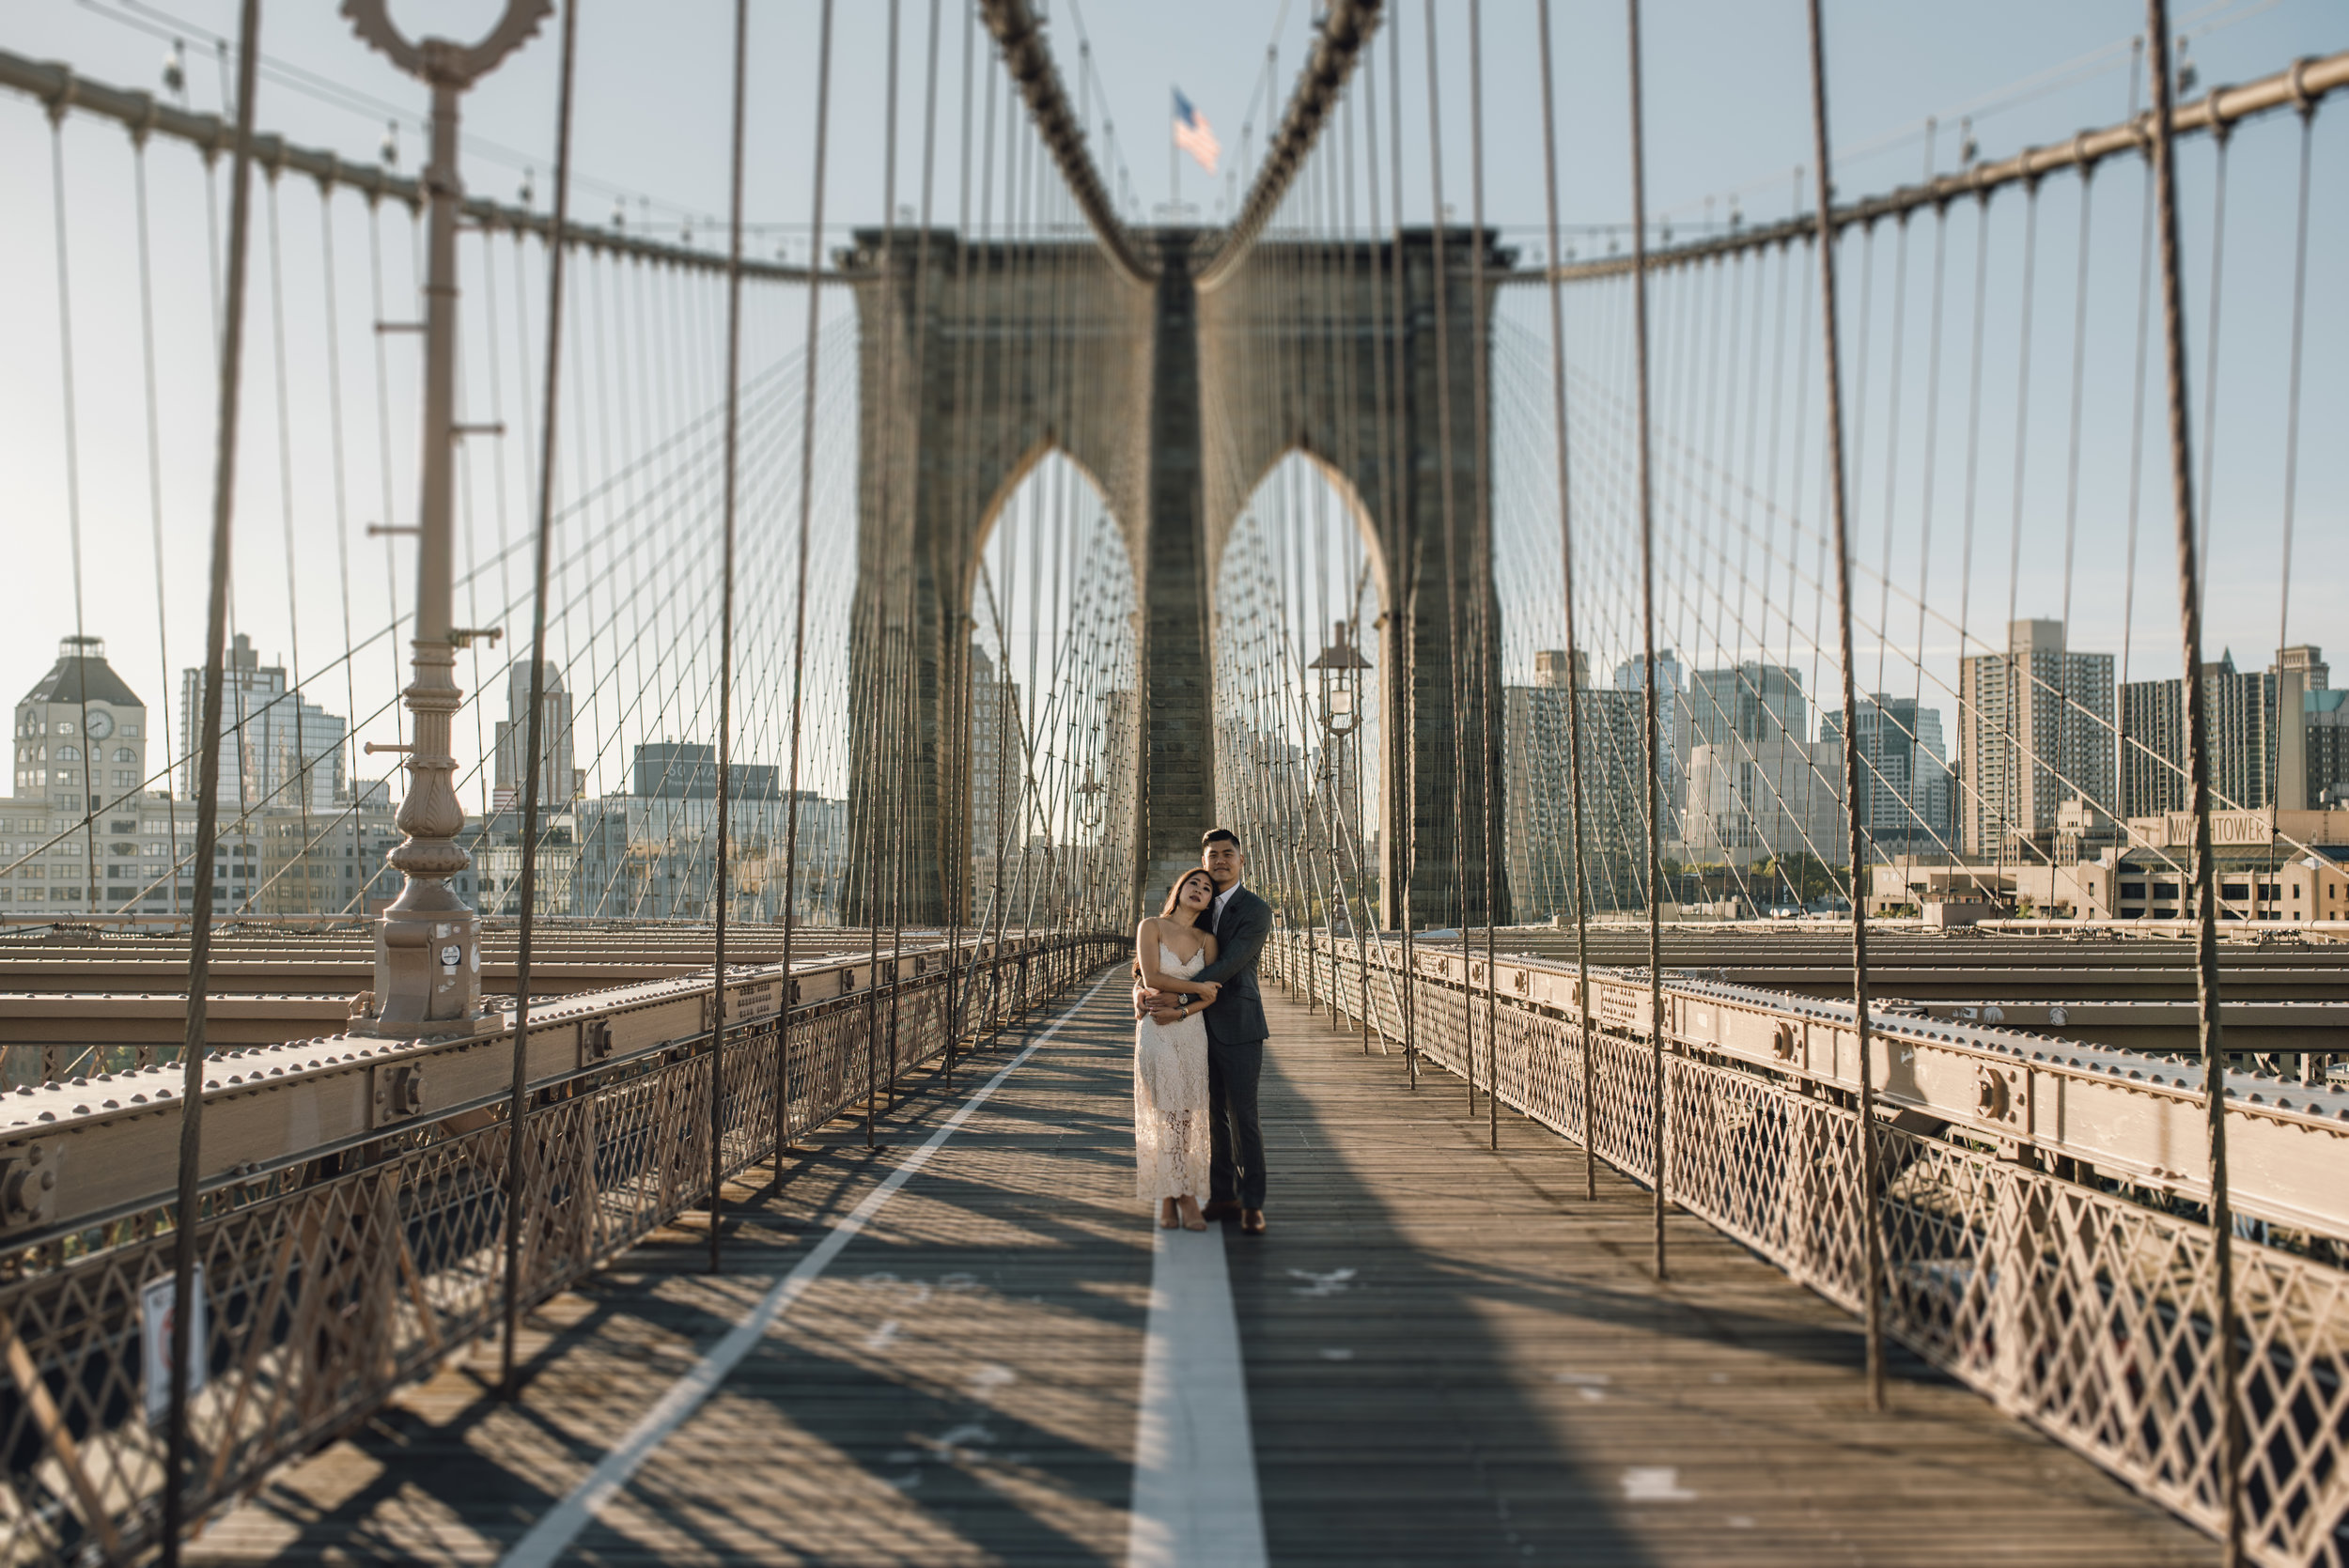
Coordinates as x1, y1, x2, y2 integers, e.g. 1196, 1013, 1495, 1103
1173, 89, 1221, 176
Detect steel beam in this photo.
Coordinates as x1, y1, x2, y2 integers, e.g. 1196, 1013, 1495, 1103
0, 928, 897, 995
17, 931, 2344, 1243
1376, 942, 2349, 1238
0, 937, 1015, 1244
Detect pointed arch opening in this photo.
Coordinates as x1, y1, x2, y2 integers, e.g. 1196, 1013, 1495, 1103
1212, 449, 1386, 930
965, 447, 1139, 932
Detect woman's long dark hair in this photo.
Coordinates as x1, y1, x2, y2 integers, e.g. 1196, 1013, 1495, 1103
1142, 868, 1221, 981
1136, 870, 1219, 985
1160, 868, 1216, 922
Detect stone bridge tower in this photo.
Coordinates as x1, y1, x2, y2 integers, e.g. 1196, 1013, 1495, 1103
845, 226, 1509, 931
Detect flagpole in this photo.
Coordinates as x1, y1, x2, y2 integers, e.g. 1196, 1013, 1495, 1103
1169, 85, 1180, 218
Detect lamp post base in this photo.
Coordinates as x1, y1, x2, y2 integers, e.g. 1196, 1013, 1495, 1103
351, 884, 493, 1038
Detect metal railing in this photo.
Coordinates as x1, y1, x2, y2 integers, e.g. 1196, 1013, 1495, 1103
0, 932, 1120, 1566
1266, 929, 2349, 1567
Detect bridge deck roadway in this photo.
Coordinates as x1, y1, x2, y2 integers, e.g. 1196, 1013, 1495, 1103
190, 978, 2207, 1566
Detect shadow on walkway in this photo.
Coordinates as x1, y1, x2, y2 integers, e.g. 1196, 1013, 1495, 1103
1223, 982, 2211, 1566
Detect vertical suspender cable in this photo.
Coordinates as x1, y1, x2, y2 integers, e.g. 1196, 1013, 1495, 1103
778, 0, 839, 1173
1389, 7, 1416, 1090
500, 0, 579, 1389
2057, 170, 2096, 661
1952, 202, 1991, 893
1355, 43, 1385, 1055
1622, 0, 1667, 1281
324, 191, 370, 921
1907, 206, 1951, 827
163, 3, 260, 1560
48, 105, 99, 912
2117, 42, 2155, 775
1801, 0, 1887, 1413
707, 0, 752, 1277
937, 0, 972, 1065
2191, 132, 2229, 593
944, 0, 980, 1084
976, 72, 1010, 1036
2140, 7, 2241, 1560
1420, 0, 1471, 1105
1534, 0, 1599, 1201
864, 0, 903, 1149
2272, 87, 2312, 663
265, 177, 318, 919
1870, 209, 1910, 705
1994, 185, 2040, 878
132, 135, 182, 924
893, 0, 943, 1110
1467, 0, 1500, 1150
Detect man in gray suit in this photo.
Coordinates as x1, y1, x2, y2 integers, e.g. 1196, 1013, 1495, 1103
1141, 828, 1272, 1234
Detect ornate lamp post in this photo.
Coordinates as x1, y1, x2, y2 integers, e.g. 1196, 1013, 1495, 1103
1073, 765, 1106, 924
1307, 619, 1371, 741
1307, 620, 1372, 940
1075, 766, 1106, 835
345, 0, 550, 1037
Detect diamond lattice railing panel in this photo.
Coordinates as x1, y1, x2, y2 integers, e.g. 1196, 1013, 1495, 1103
1289, 934, 2349, 1568
0, 939, 1119, 1568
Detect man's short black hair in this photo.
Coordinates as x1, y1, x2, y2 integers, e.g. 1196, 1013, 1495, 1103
1202, 827, 1242, 849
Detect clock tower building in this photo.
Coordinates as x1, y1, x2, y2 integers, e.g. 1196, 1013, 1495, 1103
12, 635, 149, 814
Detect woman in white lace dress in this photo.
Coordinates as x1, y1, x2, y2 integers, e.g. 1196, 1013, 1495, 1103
1134, 869, 1221, 1230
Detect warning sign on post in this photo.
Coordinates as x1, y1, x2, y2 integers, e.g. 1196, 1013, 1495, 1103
140, 1265, 207, 1424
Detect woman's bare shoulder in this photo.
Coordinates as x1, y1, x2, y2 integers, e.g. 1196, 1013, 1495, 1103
1202, 929, 1220, 957
1134, 915, 1159, 939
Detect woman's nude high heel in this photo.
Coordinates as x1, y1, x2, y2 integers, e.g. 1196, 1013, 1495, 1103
1177, 1196, 1207, 1232
1159, 1199, 1180, 1230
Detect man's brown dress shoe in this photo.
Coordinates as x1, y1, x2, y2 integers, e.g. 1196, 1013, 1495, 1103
1201, 1200, 1242, 1220
1240, 1209, 1267, 1234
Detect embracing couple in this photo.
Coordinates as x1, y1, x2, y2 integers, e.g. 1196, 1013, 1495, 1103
1131, 827, 1271, 1235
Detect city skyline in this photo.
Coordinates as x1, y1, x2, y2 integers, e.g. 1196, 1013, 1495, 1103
11, 605, 2347, 923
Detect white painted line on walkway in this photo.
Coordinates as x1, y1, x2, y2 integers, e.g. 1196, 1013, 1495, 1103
1127, 1217, 1268, 1568
499, 973, 1113, 1568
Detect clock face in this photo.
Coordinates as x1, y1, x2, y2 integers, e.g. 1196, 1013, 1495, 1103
85, 710, 115, 740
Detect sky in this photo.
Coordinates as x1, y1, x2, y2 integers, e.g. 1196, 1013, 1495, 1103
2, 0, 2342, 808
16, 1, 2333, 245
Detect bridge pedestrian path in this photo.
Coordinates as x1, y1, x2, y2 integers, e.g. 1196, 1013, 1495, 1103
189, 972, 2208, 1565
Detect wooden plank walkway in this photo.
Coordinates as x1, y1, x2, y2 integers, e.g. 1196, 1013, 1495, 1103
190, 970, 2211, 1566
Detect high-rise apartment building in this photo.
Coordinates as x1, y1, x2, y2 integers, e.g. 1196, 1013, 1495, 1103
491, 660, 580, 810
1611, 648, 1685, 698
2117, 677, 2186, 821
180, 633, 347, 814
1534, 648, 1588, 691
1686, 662, 1809, 752
628, 741, 779, 801
1957, 619, 2115, 856
1608, 648, 1688, 814
1823, 694, 1952, 854
1505, 651, 1649, 914
2310, 683, 2349, 809
568, 774, 815, 923
2277, 645, 2329, 811
2118, 647, 2315, 818
968, 644, 1028, 917
1681, 734, 1848, 867
1661, 662, 1817, 862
